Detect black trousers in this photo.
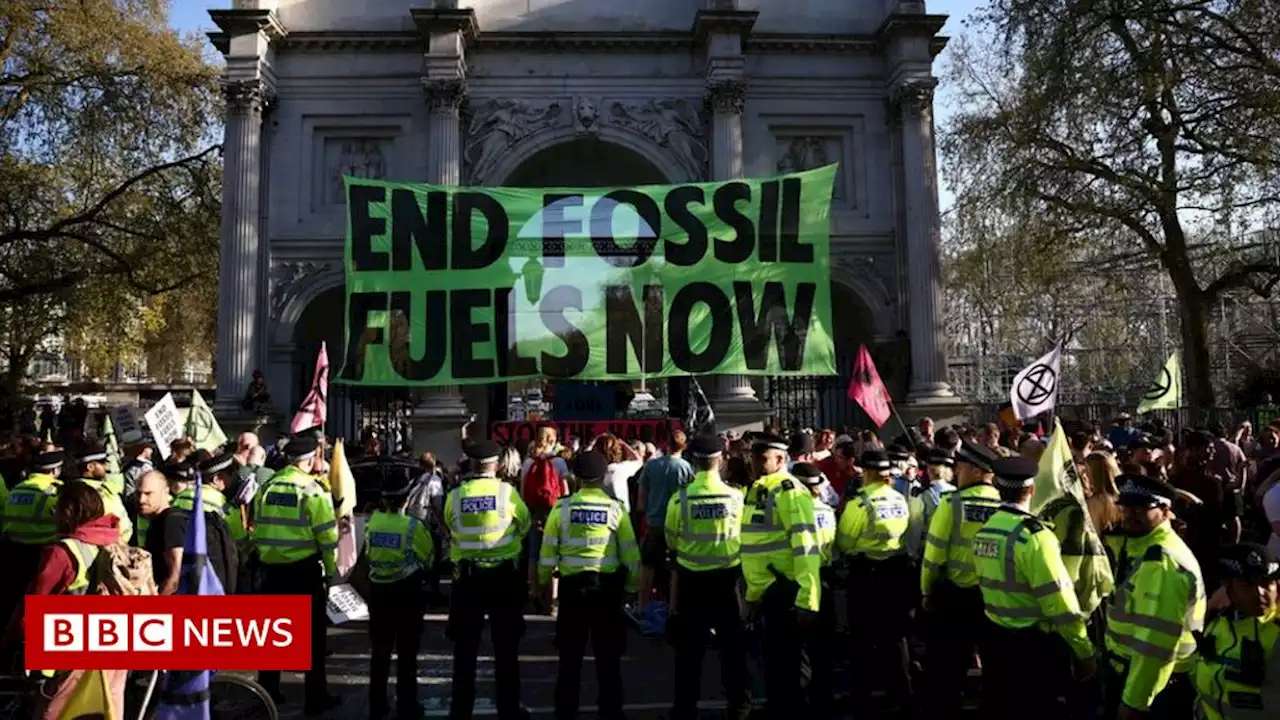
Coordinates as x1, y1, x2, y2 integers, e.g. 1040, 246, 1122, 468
806, 567, 839, 717
447, 560, 525, 720
924, 581, 987, 718
760, 578, 805, 719
369, 573, 426, 717
671, 567, 750, 720
257, 556, 329, 706
983, 624, 1070, 720
846, 555, 913, 711
554, 572, 626, 720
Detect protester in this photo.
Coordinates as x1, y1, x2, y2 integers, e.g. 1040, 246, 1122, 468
635, 428, 691, 614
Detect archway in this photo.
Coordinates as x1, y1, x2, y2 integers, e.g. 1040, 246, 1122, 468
469, 137, 683, 431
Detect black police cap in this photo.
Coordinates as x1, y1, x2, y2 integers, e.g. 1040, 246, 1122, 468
751, 433, 789, 453
886, 444, 911, 461
199, 452, 236, 475
1218, 543, 1280, 583
992, 456, 1039, 489
464, 439, 502, 463
925, 449, 955, 467
1116, 473, 1178, 508
284, 435, 320, 460
688, 434, 723, 458
791, 462, 824, 486
859, 449, 891, 470
955, 440, 998, 473
76, 440, 108, 464
34, 450, 65, 471
161, 456, 196, 482
573, 451, 608, 481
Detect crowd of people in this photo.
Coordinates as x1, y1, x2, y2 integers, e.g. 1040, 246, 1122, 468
0, 408, 1278, 719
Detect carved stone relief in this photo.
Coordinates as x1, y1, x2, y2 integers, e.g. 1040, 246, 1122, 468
270, 261, 337, 323
464, 99, 566, 179
777, 135, 846, 201
573, 96, 602, 135
324, 138, 389, 206
608, 98, 707, 177
830, 253, 898, 315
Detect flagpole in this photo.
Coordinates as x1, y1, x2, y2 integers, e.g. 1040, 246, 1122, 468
888, 404, 920, 453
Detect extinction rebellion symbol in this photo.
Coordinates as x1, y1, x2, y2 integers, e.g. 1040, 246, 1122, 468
1144, 367, 1172, 400
1017, 364, 1057, 406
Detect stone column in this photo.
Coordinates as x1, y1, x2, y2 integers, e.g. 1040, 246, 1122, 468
410, 77, 473, 462
705, 78, 766, 434
214, 78, 269, 418
895, 80, 955, 401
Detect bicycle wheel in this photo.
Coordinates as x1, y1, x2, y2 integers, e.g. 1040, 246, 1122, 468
144, 673, 278, 720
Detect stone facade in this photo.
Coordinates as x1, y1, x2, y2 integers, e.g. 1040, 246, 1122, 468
210, 0, 959, 452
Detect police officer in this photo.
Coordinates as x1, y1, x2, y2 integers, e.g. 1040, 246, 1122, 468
365, 470, 434, 719
920, 439, 1002, 716
172, 454, 229, 518
0, 450, 65, 634
973, 456, 1096, 719
74, 441, 132, 543
1192, 542, 1280, 720
741, 432, 821, 717
837, 448, 913, 712
252, 434, 341, 714
665, 434, 750, 720
537, 451, 639, 719
792, 462, 838, 717
1105, 473, 1205, 720
445, 439, 531, 720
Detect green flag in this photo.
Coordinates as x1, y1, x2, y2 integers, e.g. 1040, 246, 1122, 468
1137, 352, 1181, 414
186, 390, 227, 453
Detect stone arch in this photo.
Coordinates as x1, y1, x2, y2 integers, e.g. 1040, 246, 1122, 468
271, 262, 343, 346
831, 255, 898, 339
479, 124, 701, 186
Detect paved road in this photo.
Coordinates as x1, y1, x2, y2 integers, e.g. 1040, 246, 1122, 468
275, 609, 738, 719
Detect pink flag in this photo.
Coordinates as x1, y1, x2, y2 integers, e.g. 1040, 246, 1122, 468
847, 344, 893, 428
291, 342, 329, 434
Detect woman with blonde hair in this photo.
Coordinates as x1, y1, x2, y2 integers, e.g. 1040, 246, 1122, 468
519, 426, 569, 614
1083, 451, 1122, 534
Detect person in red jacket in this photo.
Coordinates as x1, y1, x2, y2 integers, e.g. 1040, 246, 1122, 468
1, 482, 125, 719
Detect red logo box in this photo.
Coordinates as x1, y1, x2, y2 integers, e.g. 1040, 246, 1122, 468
24, 595, 312, 671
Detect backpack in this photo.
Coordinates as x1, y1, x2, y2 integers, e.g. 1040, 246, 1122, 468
522, 456, 562, 513
88, 541, 157, 596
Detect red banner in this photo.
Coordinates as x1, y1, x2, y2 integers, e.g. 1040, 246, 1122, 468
491, 418, 685, 449
24, 595, 311, 671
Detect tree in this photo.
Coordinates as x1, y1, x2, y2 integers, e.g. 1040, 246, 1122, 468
942, 0, 1280, 406
0, 0, 222, 386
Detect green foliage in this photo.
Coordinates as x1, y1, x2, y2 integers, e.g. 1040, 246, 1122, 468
0, 0, 222, 386
941, 0, 1280, 406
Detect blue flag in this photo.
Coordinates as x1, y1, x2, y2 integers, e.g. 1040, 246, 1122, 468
156, 472, 223, 720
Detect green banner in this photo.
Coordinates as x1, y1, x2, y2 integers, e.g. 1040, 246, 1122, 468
337, 165, 837, 387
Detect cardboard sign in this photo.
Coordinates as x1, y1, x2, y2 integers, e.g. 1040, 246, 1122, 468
110, 405, 144, 444
326, 583, 370, 625
491, 418, 684, 448
143, 393, 183, 460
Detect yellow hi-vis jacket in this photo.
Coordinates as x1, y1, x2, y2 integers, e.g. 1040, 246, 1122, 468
251, 465, 341, 578
173, 485, 227, 517
664, 470, 744, 572
836, 480, 909, 560
972, 505, 1092, 659
78, 478, 132, 545
445, 474, 530, 565
365, 510, 434, 584
1106, 521, 1205, 712
921, 483, 1001, 595
1, 473, 62, 544
538, 487, 639, 592
1192, 606, 1280, 720
740, 471, 821, 613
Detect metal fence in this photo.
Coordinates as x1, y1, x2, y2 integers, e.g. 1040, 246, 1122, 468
962, 403, 1260, 432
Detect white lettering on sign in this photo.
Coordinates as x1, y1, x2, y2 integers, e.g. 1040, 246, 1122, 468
570, 508, 609, 525
461, 496, 497, 513
44, 613, 174, 653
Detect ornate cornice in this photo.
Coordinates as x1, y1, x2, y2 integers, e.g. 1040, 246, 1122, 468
422, 77, 468, 114
270, 261, 338, 323
891, 79, 937, 118
221, 78, 273, 114
705, 77, 747, 115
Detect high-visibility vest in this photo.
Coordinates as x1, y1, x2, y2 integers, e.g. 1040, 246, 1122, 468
836, 480, 909, 561
740, 471, 822, 613
813, 499, 837, 567
972, 506, 1093, 659
445, 475, 530, 565
1, 474, 62, 544
365, 510, 434, 584
1105, 521, 1205, 712
538, 487, 639, 591
79, 478, 132, 545
251, 466, 340, 577
921, 483, 1001, 594
60, 537, 101, 595
663, 471, 743, 572
1192, 607, 1280, 720
173, 486, 227, 517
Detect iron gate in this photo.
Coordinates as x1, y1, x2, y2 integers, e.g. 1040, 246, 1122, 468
765, 349, 866, 431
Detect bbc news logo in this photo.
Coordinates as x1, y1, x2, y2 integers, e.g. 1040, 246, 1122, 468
25, 595, 312, 671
